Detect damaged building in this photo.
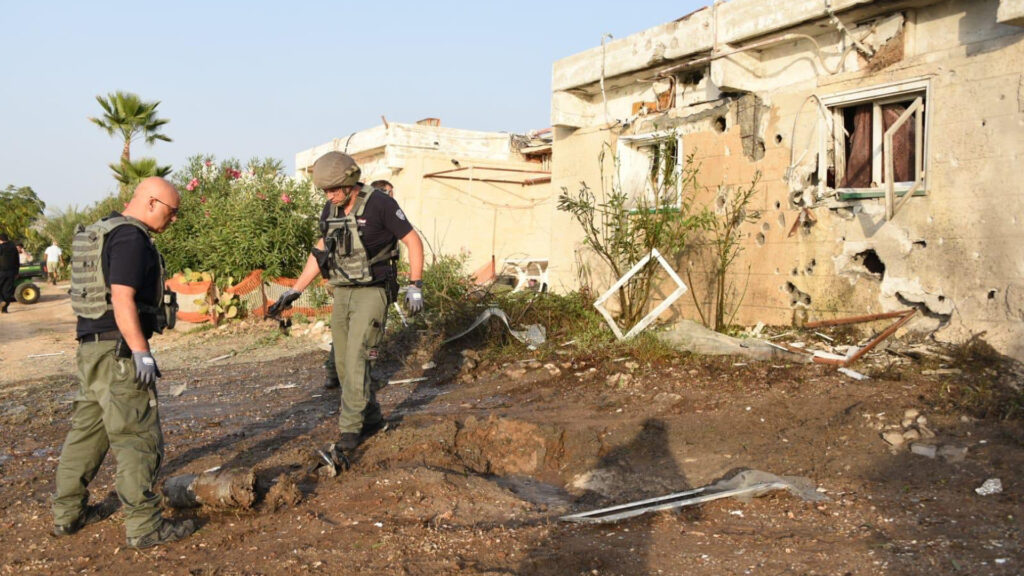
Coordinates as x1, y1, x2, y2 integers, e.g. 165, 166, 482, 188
547, 0, 1024, 359
296, 119, 553, 286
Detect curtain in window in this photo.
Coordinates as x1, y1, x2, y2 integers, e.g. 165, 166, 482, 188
841, 105, 872, 188
882, 103, 915, 183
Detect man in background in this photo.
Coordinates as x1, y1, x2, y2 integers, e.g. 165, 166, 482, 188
0, 234, 18, 313
44, 240, 64, 285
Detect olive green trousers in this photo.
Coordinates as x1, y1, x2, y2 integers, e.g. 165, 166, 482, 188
328, 285, 386, 434
52, 340, 164, 538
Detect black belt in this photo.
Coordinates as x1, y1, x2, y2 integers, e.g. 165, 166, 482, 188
78, 330, 122, 343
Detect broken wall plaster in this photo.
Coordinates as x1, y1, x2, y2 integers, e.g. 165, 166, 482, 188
735, 92, 770, 161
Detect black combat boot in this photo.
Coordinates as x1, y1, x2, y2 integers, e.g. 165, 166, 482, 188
126, 518, 198, 549
52, 502, 117, 537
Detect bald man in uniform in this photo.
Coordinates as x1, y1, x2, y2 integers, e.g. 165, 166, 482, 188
52, 178, 197, 549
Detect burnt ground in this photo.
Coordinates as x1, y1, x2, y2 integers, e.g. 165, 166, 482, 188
1, 307, 1023, 575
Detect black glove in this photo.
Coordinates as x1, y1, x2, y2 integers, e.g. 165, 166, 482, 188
132, 351, 162, 389
268, 289, 301, 318
405, 285, 423, 315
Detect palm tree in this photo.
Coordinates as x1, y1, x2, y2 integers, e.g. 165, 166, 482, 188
89, 91, 171, 168
110, 158, 173, 188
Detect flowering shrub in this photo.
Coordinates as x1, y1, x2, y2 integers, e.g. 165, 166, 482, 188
157, 155, 321, 280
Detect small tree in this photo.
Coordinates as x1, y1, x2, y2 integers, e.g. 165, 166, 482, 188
157, 156, 319, 280
686, 173, 761, 331
558, 140, 708, 329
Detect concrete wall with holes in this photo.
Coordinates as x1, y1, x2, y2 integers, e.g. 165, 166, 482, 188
296, 122, 554, 282
549, 0, 1024, 359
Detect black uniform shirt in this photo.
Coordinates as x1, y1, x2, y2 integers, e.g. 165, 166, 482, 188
77, 213, 161, 338
319, 188, 414, 283
0, 242, 18, 272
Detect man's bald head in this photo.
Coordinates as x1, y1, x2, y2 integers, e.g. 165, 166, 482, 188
123, 177, 180, 234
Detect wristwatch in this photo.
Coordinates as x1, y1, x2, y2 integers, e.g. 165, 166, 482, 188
410, 280, 423, 288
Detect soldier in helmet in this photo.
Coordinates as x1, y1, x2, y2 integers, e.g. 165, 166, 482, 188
268, 152, 424, 459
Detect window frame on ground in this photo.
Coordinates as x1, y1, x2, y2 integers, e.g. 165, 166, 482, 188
616, 131, 684, 211
820, 78, 930, 202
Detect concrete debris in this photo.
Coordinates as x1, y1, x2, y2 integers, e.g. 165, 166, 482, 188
657, 319, 809, 362
975, 478, 1003, 496
910, 443, 937, 458
838, 367, 869, 380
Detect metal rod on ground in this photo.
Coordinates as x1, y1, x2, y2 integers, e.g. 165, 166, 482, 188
561, 483, 792, 524
804, 309, 914, 328
843, 309, 916, 365
26, 352, 66, 358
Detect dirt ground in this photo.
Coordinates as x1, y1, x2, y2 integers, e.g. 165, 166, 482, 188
1, 289, 1022, 575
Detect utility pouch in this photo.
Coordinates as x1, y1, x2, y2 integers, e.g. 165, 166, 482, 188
385, 269, 399, 305
163, 290, 178, 331
114, 338, 132, 359
341, 227, 352, 257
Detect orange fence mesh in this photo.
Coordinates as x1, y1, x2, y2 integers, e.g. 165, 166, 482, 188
166, 270, 333, 324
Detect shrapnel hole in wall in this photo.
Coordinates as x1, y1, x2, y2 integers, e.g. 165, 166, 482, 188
853, 249, 886, 279
785, 281, 812, 307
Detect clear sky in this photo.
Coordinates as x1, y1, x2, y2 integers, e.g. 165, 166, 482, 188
0, 0, 707, 212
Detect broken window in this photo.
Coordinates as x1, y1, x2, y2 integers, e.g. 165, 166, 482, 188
820, 79, 928, 202
617, 132, 684, 210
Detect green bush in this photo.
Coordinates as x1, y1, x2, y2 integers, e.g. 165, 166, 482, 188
157, 156, 319, 279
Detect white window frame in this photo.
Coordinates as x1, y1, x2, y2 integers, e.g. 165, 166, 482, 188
819, 78, 930, 211
617, 131, 684, 210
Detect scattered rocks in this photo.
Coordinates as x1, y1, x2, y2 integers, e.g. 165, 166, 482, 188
882, 430, 905, 448
653, 392, 683, 408
975, 478, 1003, 496
543, 363, 561, 377
605, 373, 633, 388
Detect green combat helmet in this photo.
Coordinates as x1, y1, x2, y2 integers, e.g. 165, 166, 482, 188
313, 152, 361, 190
